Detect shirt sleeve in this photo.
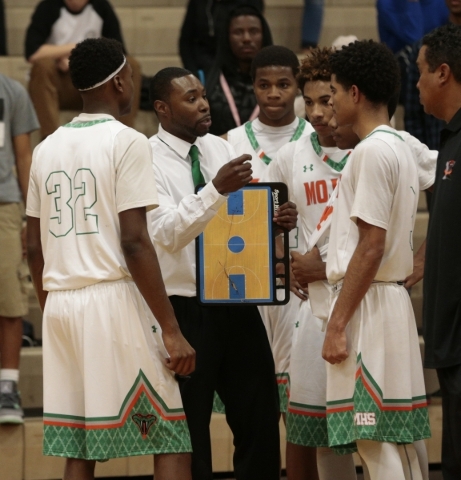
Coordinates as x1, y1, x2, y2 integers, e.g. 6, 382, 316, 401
10, 82, 40, 137
25, 0, 61, 59
114, 129, 158, 213
26, 144, 42, 218
149, 174, 226, 254
350, 140, 398, 230
400, 131, 437, 190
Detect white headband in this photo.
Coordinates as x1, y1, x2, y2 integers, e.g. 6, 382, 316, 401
78, 56, 127, 92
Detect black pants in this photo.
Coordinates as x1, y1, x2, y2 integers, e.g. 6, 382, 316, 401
436, 364, 461, 480
170, 296, 280, 480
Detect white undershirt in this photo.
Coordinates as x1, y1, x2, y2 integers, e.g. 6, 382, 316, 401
251, 117, 300, 160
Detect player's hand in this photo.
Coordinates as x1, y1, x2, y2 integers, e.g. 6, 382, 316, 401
162, 330, 196, 376
289, 263, 308, 300
276, 258, 308, 301
291, 247, 326, 287
274, 201, 297, 231
212, 154, 252, 194
404, 254, 425, 288
322, 324, 348, 364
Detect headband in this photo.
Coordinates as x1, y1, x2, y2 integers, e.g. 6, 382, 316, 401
78, 56, 127, 92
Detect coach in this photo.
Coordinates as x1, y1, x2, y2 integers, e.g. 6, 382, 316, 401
417, 23, 461, 480
147, 67, 298, 480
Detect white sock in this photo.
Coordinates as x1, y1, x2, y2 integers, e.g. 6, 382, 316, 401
357, 440, 406, 480
413, 440, 429, 480
317, 447, 357, 480
0, 369, 20, 383
398, 443, 424, 480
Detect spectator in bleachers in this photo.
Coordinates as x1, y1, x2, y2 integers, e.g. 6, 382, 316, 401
0, 72, 39, 424
377, 0, 449, 54
301, 0, 324, 51
179, 0, 264, 81
206, 5, 272, 136
24, 0, 141, 139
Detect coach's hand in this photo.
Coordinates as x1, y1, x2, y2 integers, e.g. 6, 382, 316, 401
274, 201, 297, 231
322, 324, 348, 365
212, 154, 252, 194
162, 330, 196, 376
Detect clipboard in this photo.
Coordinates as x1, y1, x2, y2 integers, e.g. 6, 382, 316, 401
196, 182, 290, 305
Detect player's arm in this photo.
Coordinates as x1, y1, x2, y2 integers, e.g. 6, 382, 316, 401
27, 216, 48, 311
322, 220, 386, 365
404, 238, 426, 288
151, 154, 252, 253
119, 207, 195, 376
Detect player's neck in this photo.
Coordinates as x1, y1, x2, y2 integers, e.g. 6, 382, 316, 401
258, 110, 296, 128
318, 134, 337, 148
352, 107, 390, 140
81, 99, 120, 119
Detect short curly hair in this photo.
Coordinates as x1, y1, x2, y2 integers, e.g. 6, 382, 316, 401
329, 40, 400, 105
149, 67, 193, 107
69, 38, 125, 91
250, 45, 299, 81
422, 23, 461, 83
297, 47, 332, 92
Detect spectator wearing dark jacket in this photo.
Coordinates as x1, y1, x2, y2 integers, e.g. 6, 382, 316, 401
206, 5, 272, 136
179, 0, 264, 79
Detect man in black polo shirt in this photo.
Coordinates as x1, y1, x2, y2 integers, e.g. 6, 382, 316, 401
417, 23, 461, 480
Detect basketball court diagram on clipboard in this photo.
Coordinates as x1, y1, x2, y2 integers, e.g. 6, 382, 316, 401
196, 183, 290, 306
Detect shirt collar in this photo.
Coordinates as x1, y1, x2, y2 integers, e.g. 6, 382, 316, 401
157, 124, 201, 160
444, 107, 461, 133
71, 113, 115, 123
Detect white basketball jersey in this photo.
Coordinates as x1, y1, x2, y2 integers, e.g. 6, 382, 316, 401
27, 114, 159, 291
264, 132, 352, 256
326, 126, 419, 284
227, 117, 313, 182
228, 117, 313, 250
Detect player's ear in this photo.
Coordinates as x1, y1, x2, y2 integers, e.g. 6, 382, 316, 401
113, 74, 124, 93
350, 85, 360, 104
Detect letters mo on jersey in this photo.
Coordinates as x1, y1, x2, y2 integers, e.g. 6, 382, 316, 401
304, 179, 337, 206
354, 412, 376, 426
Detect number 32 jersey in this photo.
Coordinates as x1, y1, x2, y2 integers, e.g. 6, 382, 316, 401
26, 113, 159, 291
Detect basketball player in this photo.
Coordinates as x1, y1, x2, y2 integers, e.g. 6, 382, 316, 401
262, 47, 357, 480
147, 67, 297, 480
26, 38, 195, 480
291, 102, 437, 480
323, 40, 430, 479
226, 45, 314, 415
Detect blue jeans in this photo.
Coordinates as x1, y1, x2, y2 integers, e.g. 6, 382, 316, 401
302, 0, 324, 48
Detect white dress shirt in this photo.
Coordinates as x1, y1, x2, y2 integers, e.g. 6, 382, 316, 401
149, 124, 236, 297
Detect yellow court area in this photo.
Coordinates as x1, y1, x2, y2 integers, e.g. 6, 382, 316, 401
201, 188, 272, 302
